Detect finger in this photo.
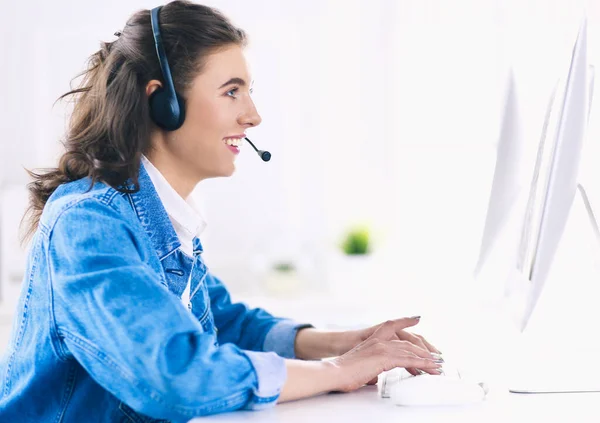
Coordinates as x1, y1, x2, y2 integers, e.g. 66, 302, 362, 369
373, 319, 420, 339
366, 377, 378, 385
419, 336, 442, 355
420, 367, 443, 375
402, 357, 442, 371
403, 368, 442, 376
387, 351, 442, 371
407, 368, 420, 376
391, 316, 421, 330
388, 339, 435, 360
372, 320, 403, 339
408, 368, 439, 376
401, 331, 429, 352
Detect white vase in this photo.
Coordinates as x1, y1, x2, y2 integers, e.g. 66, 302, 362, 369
262, 270, 302, 297
327, 253, 376, 298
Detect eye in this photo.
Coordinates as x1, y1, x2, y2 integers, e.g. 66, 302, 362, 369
226, 87, 239, 98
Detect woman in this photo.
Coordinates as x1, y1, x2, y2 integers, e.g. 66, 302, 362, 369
0, 1, 443, 421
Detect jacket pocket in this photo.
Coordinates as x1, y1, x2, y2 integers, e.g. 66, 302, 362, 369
118, 401, 171, 423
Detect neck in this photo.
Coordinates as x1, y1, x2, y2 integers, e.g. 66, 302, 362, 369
144, 149, 198, 199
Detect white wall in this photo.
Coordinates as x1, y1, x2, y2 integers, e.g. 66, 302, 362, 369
1, 0, 599, 313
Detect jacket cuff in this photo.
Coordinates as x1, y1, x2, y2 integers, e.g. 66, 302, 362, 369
263, 320, 314, 359
241, 350, 287, 410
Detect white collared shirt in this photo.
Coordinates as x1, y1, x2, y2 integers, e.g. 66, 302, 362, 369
141, 155, 207, 307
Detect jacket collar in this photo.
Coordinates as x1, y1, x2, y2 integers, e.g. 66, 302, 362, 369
127, 161, 181, 260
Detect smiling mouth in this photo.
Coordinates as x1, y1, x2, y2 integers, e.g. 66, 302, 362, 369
224, 137, 243, 147
224, 137, 242, 154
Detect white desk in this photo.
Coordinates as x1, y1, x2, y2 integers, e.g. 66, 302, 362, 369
195, 385, 600, 423
192, 286, 600, 423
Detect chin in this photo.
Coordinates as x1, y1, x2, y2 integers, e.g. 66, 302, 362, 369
214, 165, 236, 179
194, 166, 235, 181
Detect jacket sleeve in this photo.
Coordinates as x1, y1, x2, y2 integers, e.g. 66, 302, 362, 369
207, 272, 314, 358
47, 198, 286, 421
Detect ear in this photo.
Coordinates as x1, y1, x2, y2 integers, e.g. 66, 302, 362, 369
145, 79, 163, 97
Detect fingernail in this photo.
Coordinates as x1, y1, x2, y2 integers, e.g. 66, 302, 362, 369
434, 358, 445, 364
410, 316, 421, 320
432, 353, 443, 359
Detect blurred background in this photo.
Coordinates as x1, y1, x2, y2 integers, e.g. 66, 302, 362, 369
1, 0, 599, 355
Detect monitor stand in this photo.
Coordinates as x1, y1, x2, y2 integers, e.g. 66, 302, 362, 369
508, 183, 600, 394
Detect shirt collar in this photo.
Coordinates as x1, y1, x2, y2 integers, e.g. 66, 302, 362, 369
140, 155, 207, 240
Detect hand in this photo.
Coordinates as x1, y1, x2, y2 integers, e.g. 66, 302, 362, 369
330, 329, 443, 393
339, 317, 442, 378
358, 317, 441, 353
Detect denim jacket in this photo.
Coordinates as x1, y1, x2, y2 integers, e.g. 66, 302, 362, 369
0, 163, 312, 422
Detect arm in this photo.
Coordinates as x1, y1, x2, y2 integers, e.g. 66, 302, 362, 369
293, 328, 348, 360
277, 359, 338, 402
279, 333, 443, 402
47, 199, 286, 420
294, 320, 441, 362
207, 273, 313, 358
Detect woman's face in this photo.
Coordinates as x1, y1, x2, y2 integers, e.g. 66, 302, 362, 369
148, 43, 262, 191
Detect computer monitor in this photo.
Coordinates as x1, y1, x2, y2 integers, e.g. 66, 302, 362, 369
513, 16, 591, 332
475, 17, 599, 393
473, 69, 526, 280
475, 16, 594, 332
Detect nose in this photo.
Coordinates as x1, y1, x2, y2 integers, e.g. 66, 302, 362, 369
238, 97, 262, 128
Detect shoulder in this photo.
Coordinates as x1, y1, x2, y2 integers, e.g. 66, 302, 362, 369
39, 177, 136, 236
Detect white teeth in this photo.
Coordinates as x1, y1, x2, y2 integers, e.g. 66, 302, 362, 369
225, 138, 241, 147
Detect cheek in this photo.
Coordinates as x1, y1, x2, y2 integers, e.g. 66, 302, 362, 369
170, 95, 239, 166
171, 118, 226, 163
186, 98, 231, 139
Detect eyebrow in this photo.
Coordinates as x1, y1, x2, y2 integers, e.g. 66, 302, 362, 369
218, 77, 253, 89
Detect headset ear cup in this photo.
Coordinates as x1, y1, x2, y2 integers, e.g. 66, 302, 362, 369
149, 87, 168, 129
149, 88, 185, 131
174, 92, 186, 129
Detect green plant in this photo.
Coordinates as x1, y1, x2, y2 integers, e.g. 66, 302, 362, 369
340, 226, 371, 255
272, 261, 296, 272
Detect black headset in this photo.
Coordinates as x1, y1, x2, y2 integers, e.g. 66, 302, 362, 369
149, 6, 185, 131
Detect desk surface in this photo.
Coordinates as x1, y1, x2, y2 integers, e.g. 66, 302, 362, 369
196, 385, 600, 423
192, 289, 600, 423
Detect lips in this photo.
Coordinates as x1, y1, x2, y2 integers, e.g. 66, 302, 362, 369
223, 134, 245, 155
226, 144, 240, 154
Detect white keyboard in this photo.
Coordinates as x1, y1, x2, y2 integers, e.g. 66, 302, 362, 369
377, 363, 478, 398
378, 364, 489, 406
379, 364, 465, 398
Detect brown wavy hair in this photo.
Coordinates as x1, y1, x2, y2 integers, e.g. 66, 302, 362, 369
22, 0, 247, 243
